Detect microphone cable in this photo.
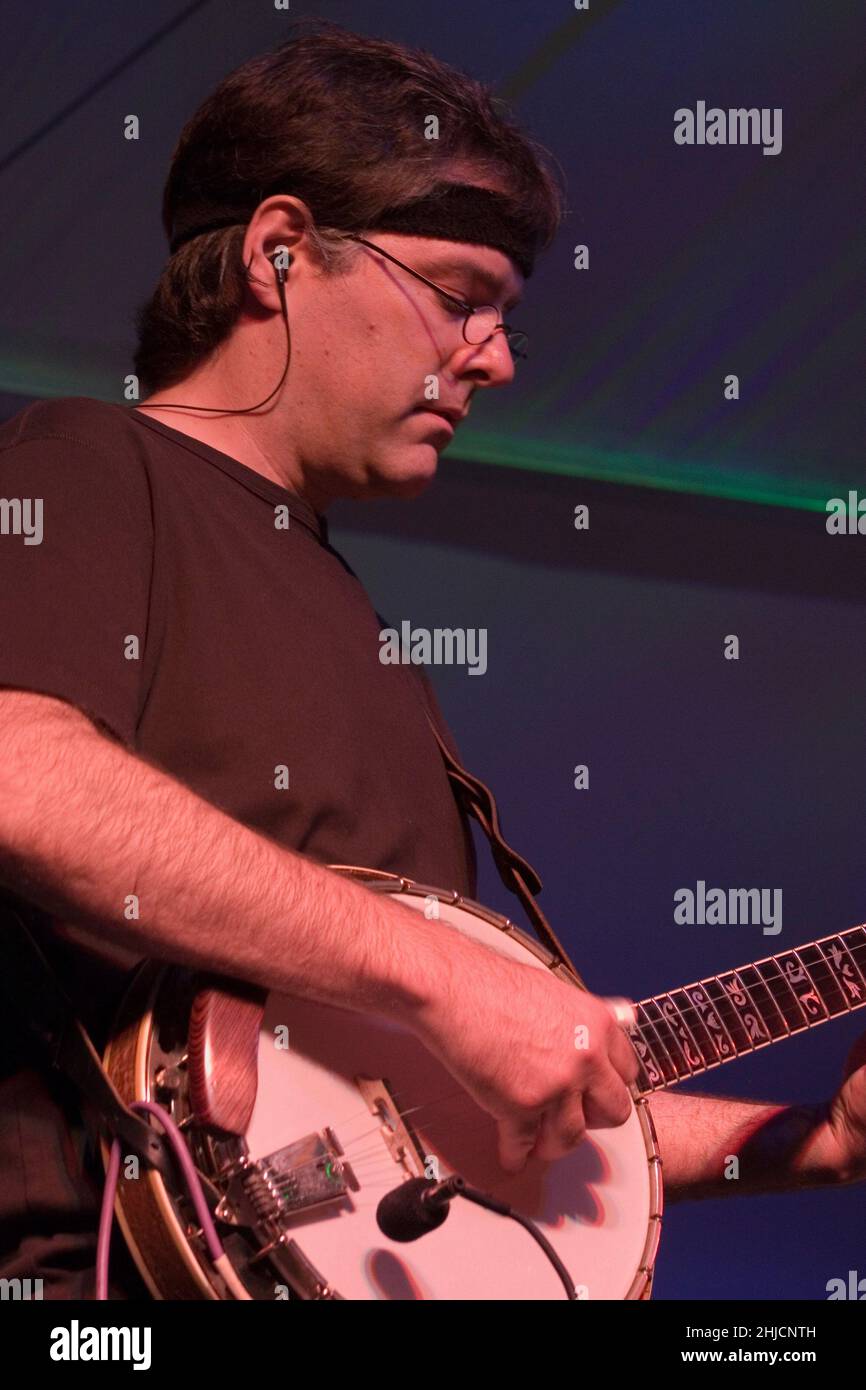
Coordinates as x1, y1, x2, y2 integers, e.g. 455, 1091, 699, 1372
377, 1174, 579, 1299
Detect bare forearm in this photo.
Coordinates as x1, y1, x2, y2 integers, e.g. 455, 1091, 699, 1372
648, 1089, 840, 1199
0, 692, 455, 1024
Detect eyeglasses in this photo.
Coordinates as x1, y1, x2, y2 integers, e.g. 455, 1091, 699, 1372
342, 233, 529, 361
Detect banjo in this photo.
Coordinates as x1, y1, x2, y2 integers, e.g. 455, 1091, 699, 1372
101, 864, 866, 1301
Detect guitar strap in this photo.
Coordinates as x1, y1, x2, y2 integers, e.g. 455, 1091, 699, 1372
418, 701, 586, 988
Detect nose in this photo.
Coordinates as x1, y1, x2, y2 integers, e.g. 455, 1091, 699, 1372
454, 326, 516, 387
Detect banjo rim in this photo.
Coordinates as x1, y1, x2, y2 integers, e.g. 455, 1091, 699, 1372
102, 864, 664, 1300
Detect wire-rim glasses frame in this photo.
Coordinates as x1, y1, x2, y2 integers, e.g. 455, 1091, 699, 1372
340, 233, 529, 361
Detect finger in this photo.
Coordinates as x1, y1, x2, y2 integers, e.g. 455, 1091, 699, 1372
581, 1064, 634, 1129
497, 1113, 542, 1174
600, 997, 640, 1075
602, 996, 637, 1029
608, 1023, 641, 1086
530, 1092, 586, 1163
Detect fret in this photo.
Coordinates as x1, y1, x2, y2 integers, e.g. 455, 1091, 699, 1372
703, 972, 768, 1053
722, 969, 773, 1046
659, 992, 705, 1073
632, 1005, 669, 1089
818, 934, 866, 1010
700, 975, 751, 1055
772, 948, 826, 1023
790, 945, 836, 1019
684, 979, 738, 1062
628, 924, 866, 1093
640, 999, 692, 1081
623, 1009, 659, 1095
839, 926, 866, 997
633, 1054, 654, 1096
668, 986, 720, 1068
636, 1002, 682, 1085
755, 956, 810, 1033
811, 939, 861, 1017
734, 964, 790, 1041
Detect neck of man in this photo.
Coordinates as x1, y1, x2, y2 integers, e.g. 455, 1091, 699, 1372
134, 354, 332, 514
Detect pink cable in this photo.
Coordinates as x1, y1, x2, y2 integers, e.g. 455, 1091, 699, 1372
95, 1138, 121, 1299
96, 1099, 226, 1299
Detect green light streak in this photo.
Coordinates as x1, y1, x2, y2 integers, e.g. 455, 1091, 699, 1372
452, 430, 841, 513
0, 360, 845, 513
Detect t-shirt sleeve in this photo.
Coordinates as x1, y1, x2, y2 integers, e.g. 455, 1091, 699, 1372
0, 433, 153, 746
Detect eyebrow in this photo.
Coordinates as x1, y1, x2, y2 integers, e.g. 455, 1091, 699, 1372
420, 256, 523, 312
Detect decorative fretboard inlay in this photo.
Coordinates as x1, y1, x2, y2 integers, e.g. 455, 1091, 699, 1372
630, 925, 866, 1094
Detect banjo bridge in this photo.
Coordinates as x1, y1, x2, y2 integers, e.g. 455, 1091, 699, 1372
355, 1075, 429, 1180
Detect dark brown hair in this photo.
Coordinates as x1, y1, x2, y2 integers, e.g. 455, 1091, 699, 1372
132, 19, 566, 395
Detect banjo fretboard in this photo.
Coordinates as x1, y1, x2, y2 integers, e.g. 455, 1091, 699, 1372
632, 924, 866, 1092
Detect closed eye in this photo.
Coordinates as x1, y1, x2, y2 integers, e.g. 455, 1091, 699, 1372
432, 293, 474, 322
436, 284, 473, 310
439, 292, 515, 319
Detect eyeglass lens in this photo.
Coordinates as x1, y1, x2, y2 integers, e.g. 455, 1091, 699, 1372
464, 306, 528, 359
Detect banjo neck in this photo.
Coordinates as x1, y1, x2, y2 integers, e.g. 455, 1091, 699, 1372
631, 923, 866, 1093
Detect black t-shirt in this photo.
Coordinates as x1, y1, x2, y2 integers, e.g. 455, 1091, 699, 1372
0, 395, 477, 1297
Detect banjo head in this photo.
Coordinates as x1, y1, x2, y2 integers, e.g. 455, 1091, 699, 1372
104, 868, 662, 1300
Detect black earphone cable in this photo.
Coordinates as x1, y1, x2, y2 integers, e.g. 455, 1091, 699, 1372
128, 253, 292, 416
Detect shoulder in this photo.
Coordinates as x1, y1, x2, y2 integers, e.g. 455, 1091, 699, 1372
0, 396, 143, 462
0, 396, 152, 490
0, 397, 155, 527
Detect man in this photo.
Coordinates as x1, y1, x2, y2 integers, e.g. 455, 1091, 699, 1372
1, 24, 864, 1301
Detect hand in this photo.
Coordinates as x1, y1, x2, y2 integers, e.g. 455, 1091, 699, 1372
410, 927, 639, 1174
810, 1031, 866, 1184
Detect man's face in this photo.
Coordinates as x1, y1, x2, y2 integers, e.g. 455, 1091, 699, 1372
283, 231, 525, 504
